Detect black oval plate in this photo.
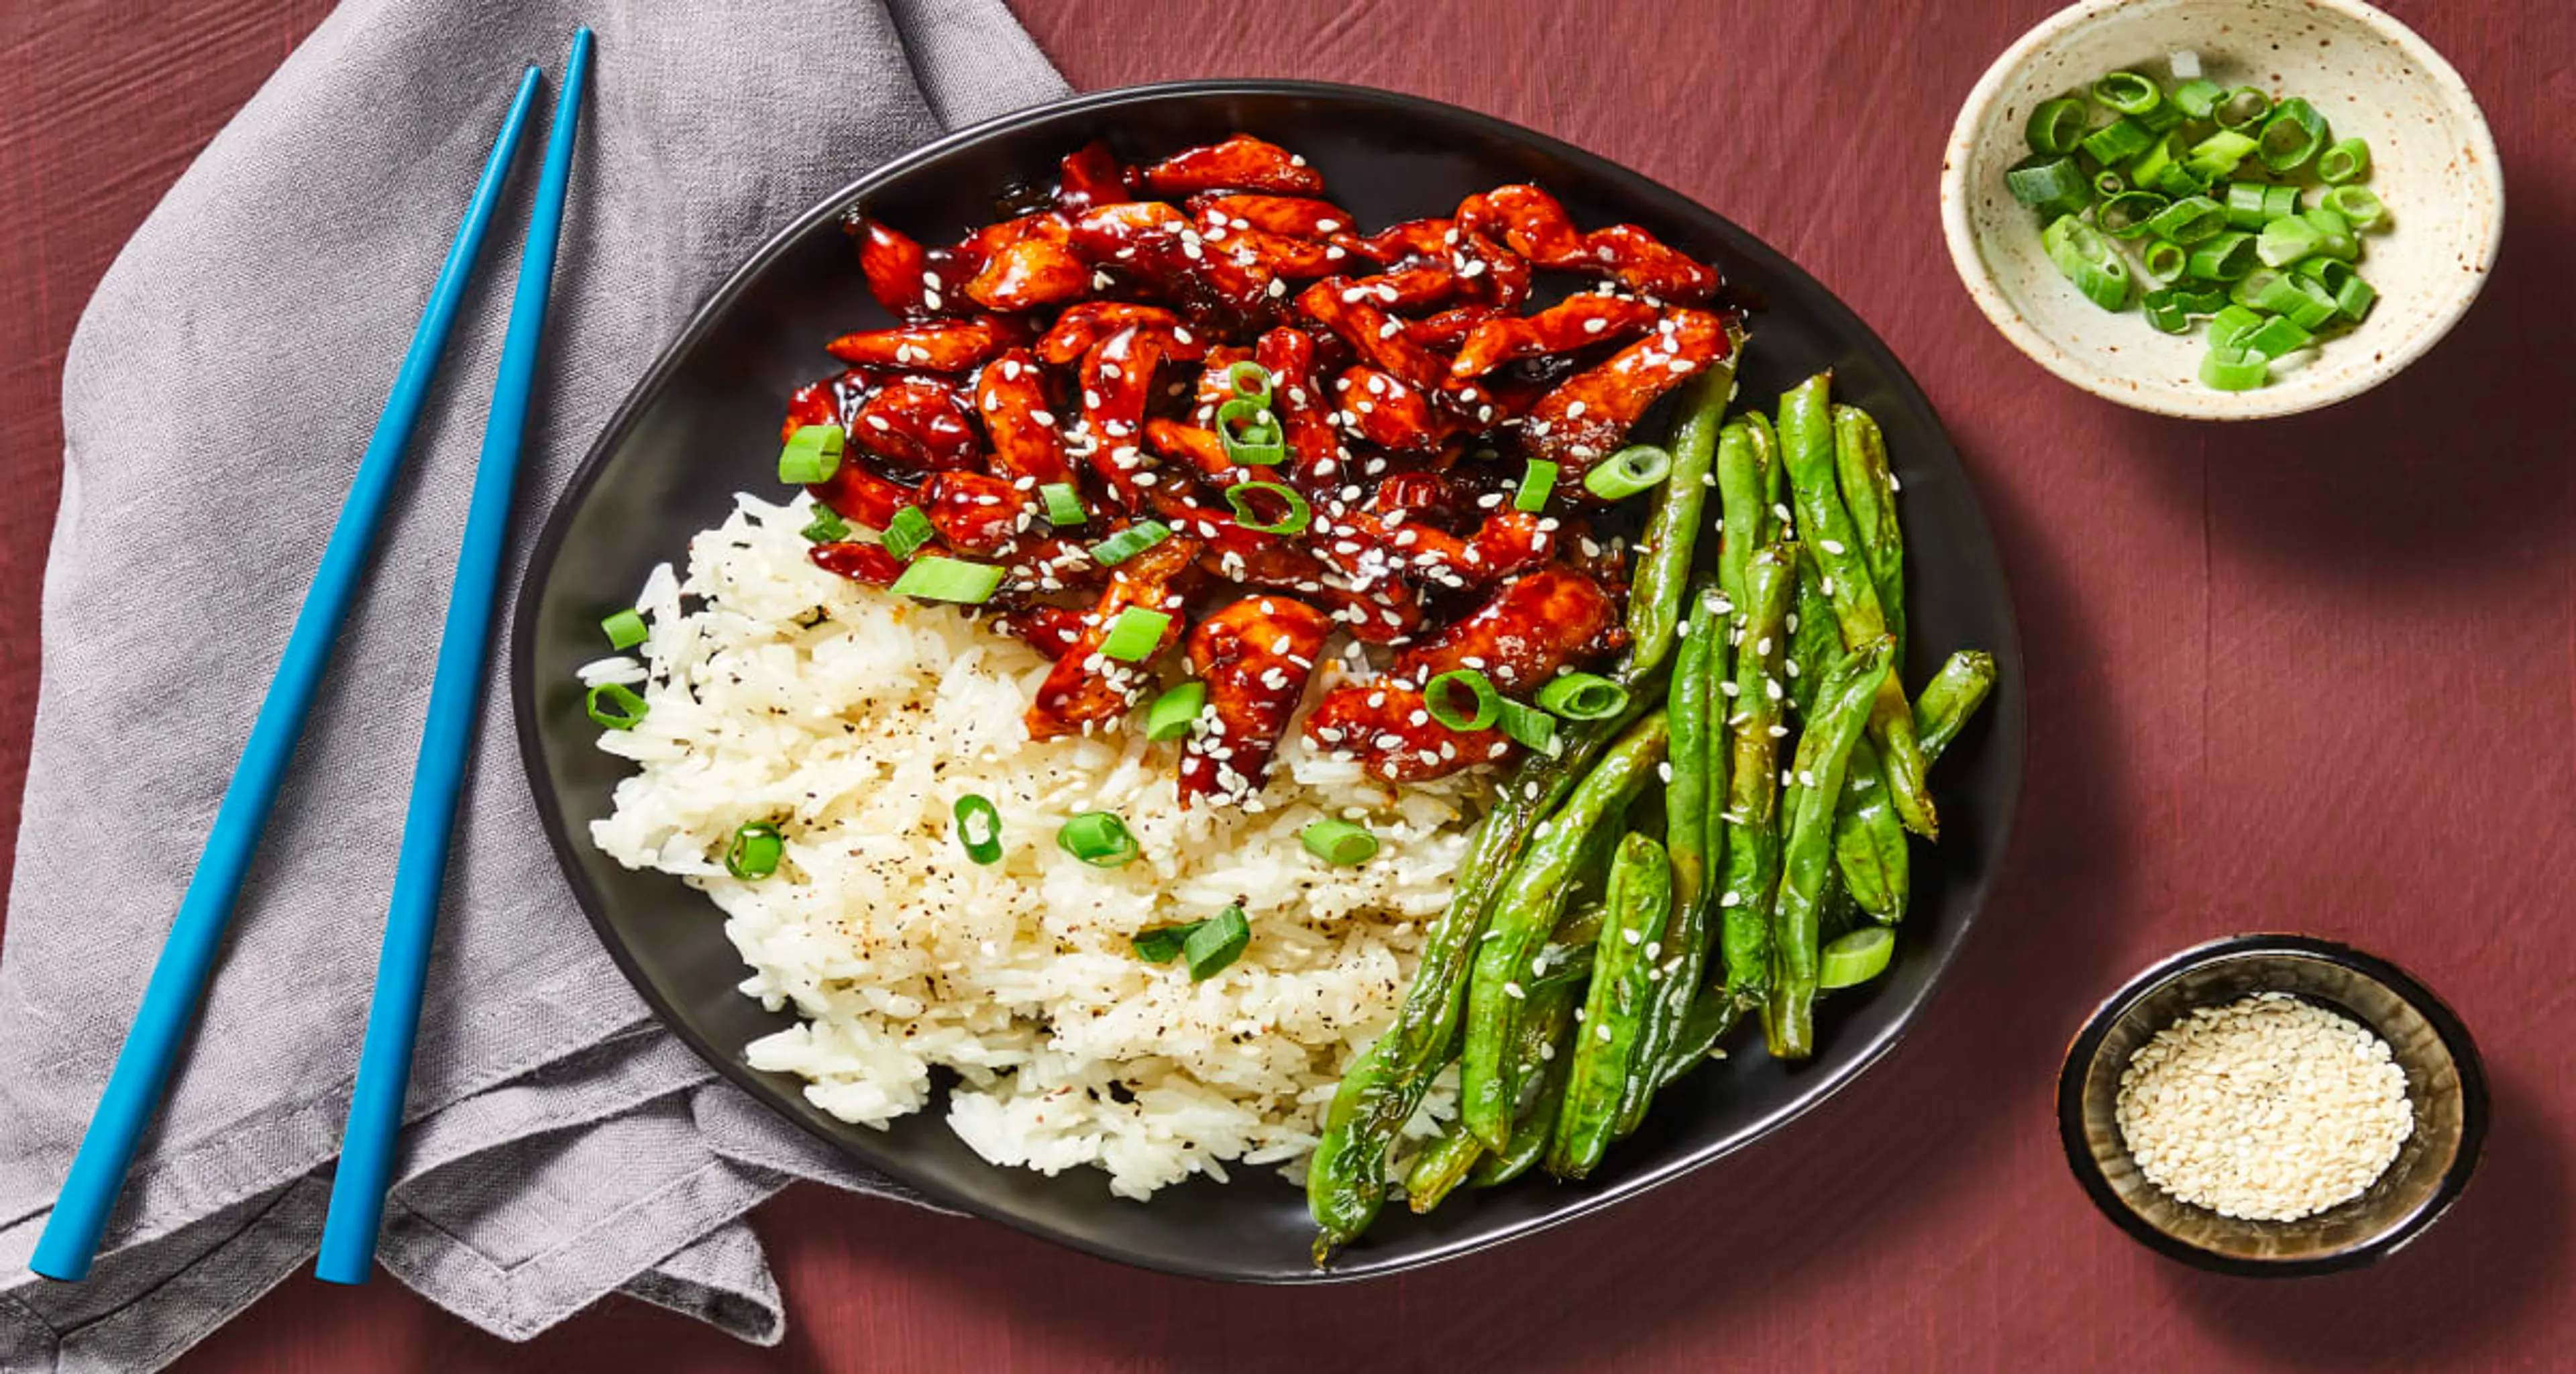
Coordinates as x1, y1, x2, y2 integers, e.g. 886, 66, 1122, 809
511, 81, 2026, 1283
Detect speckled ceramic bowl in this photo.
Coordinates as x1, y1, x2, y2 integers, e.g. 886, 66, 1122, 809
1941, 0, 2503, 419
2059, 935, 2488, 1275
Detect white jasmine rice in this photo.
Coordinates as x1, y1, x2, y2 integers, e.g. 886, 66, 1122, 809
587, 493, 1484, 1198
2115, 992, 2413, 1222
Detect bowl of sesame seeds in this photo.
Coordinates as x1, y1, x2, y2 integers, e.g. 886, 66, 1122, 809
2058, 934, 2487, 1275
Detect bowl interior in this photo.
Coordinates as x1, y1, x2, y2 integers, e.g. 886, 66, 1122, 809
513, 81, 2027, 1281
2066, 940, 2486, 1271
1945, 0, 2502, 419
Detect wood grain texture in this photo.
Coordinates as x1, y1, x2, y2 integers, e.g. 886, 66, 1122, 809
5, 1, 2573, 1369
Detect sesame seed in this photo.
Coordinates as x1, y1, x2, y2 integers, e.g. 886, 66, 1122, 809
2116, 994, 2412, 1222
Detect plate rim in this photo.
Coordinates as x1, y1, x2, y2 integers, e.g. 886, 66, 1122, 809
510, 76, 2030, 1284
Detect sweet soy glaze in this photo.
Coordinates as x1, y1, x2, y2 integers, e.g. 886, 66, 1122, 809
785, 133, 1742, 804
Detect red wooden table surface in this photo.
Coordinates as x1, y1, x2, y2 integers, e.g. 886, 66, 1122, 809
5, 1, 2572, 1369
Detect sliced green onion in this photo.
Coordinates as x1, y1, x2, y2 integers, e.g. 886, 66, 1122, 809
2322, 184, 2386, 230
888, 556, 1004, 603
1819, 926, 1895, 989
2207, 303, 2267, 354
2026, 96, 2091, 156
1216, 396, 1285, 466
2245, 315, 2314, 359
800, 505, 853, 543
882, 505, 937, 560
725, 821, 784, 880
1424, 668, 1502, 732
2143, 195, 2226, 245
2184, 128, 2259, 180
2302, 206, 2358, 262
2092, 168, 2127, 198
1087, 519, 1172, 566
1145, 680, 1208, 741
1583, 444, 1672, 500
600, 609, 647, 650
2257, 97, 2330, 174
2256, 213, 2326, 268
2151, 161, 2210, 200
2241, 270, 2337, 329
2318, 136, 2371, 184
2141, 290, 2191, 335
2124, 131, 2177, 185
777, 424, 845, 484
1099, 607, 1173, 662
1300, 819, 1380, 866
2215, 87, 2273, 132
1039, 482, 1087, 527
2298, 258, 2377, 320
1224, 480, 1312, 535
1132, 924, 1194, 963
2005, 155, 2090, 217
953, 794, 1003, 865
1058, 810, 1140, 867
2078, 116, 2154, 166
1535, 672, 1629, 721
2091, 70, 2161, 116
2139, 237, 2188, 287
586, 682, 648, 731
2042, 214, 2132, 311
1497, 698, 1557, 753
2228, 267, 2282, 311
2171, 78, 2225, 119
2224, 180, 2301, 229
2133, 101, 2186, 137
2166, 284, 2230, 315
2200, 344, 2269, 391
1514, 460, 1558, 513
1224, 360, 1274, 403
2095, 190, 2169, 238
2184, 230, 2259, 282
1182, 904, 1251, 980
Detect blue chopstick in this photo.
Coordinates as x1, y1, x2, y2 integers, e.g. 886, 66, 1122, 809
28, 65, 547, 1286
315, 27, 593, 1287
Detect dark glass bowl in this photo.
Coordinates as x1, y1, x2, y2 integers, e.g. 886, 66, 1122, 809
2058, 935, 2488, 1275
511, 80, 2027, 1281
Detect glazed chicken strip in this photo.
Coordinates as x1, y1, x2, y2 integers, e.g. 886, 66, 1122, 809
1025, 534, 1199, 740
1177, 596, 1332, 804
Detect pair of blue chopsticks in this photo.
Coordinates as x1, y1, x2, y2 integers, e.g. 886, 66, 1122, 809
30, 29, 594, 1289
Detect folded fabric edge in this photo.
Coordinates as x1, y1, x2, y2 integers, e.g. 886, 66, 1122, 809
374, 1147, 789, 1342
0, 1176, 329, 1374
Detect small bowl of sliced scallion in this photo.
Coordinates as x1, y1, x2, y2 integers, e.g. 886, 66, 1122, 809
1941, 0, 2502, 419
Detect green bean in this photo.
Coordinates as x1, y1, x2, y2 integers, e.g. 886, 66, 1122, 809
1306, 707, 1639, 1261
1458, 710, 1670, 1151
1747, 411, 1785, 524
1832, 405, 1906, 657
1549, 831, 1673, 1178
1916, 651, 1998, 755
1468, 986, 1580, 1187
1766, 637, 1894, 1060
1617, 583, 1724, 1134
1658, 984, 1746, 1088
1713, 423, 1764, 615
1626, 354, 1739, 677
1717, 545, 1796, 996
1786, 553, 1841, 718
1401, 1117, 1486, 1214
1830, 741, 1910, 922
1783, 548, 1908, 922
1778, 374, 1937, 840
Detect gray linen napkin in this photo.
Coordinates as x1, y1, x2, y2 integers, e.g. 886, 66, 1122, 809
0, 1, 1065, 1367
